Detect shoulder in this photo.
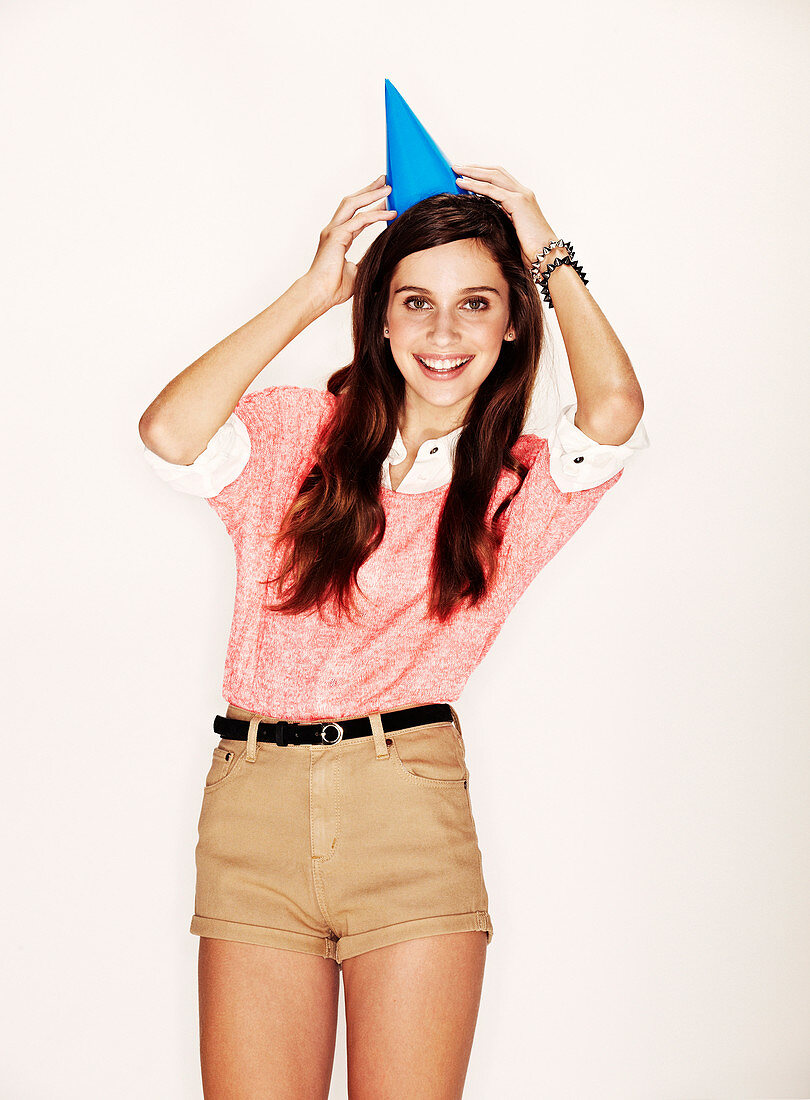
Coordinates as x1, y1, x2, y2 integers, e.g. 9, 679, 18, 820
233, 384, 338, 441
506, 433, 552, 492
510, 429, 626, 499
498, 428, 623, 526
236, 383, 337, 417
511, 432, 547, 465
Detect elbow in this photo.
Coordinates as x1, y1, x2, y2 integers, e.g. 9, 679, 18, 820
576, 392, 645, 447
138, 408, 158, 449
139, 412, 202, 466
139, 408, 171, 458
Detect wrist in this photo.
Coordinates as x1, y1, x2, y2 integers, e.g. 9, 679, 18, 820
526, 230, 564, 270
293, 275, 333, 321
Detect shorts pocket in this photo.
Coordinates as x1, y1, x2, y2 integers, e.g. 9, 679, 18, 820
203, 739, 247, 792
388, 721, 468, 786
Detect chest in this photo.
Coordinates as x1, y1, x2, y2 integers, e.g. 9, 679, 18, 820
353, 500, 442, 606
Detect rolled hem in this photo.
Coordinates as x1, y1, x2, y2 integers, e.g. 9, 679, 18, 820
335, 910, 493, 964
190, 914, 339, 962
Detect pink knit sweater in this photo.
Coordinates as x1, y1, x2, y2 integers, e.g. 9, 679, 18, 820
208, 384, 624, 722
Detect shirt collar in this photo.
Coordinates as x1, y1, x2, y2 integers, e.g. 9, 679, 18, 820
386, 423, 464, 467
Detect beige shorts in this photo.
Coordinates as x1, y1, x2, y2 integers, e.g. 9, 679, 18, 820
190, 705, 494, 967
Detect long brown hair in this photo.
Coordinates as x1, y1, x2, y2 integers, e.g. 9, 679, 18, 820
265, 192, 547, 624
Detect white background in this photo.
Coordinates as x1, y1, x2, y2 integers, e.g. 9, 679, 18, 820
2, 0, 809, 1096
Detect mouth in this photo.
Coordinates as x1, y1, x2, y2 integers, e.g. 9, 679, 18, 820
414, 354, 474, 378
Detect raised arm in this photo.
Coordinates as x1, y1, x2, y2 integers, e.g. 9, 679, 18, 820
138, 172, 397, 465
138, 277, 328, 465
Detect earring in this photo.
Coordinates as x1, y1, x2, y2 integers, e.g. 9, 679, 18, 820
505, 332, 514, 340
384, 328, 389, 336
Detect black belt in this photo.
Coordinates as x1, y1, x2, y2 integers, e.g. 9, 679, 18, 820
213, 702, 454, 747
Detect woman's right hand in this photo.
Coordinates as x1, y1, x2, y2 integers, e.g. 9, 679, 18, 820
302, 175, 396, 312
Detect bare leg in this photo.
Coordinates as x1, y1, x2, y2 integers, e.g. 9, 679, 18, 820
198, 937, 340, 1099
342, 930, 488, 1099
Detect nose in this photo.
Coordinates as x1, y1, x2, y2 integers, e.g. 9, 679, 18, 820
427, 309, 463, 345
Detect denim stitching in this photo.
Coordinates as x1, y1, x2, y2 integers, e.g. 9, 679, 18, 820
310, 863, 338, 934
202, 746, 247, 792
309, 751, 339, 933
315, 747, 341, 865
465, 782, 490, 916
388, 736, 469, 788
335, 911, 492, 960
192, 913, 335, 951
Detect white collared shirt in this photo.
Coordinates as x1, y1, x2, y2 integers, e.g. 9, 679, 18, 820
380, 422, 465, 491
142, 401, 649, 497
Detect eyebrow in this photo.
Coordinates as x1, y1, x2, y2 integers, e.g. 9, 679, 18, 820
393, 285, 502, 297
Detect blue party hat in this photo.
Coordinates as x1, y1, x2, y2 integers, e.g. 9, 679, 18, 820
384, 78, 467, 221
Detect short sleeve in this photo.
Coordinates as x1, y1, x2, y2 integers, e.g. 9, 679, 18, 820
497, 435, 625, 601
142, 385, 335, 536
142, 412, 250, 497
548, 404, 650, 492
203, 384, 336, 534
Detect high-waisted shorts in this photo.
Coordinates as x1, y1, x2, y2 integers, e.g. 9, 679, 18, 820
190, 703, 494, 967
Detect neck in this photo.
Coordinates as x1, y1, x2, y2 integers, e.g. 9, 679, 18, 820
399, 392, 469, 451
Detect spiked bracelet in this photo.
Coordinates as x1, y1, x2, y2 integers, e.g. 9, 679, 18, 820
530, 240, 589, 309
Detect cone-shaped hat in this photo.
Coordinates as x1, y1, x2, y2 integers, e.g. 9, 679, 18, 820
384, 78, 467, 221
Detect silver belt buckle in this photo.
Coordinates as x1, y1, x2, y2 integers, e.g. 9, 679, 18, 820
320, 722, 344, 745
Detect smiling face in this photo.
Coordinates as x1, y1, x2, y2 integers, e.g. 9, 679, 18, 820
384, 238, 513, 432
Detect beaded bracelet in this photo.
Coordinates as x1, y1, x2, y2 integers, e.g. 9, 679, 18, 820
530, 239, 589, 309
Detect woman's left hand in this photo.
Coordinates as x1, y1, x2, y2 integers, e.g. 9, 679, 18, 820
450, 163, 558, 268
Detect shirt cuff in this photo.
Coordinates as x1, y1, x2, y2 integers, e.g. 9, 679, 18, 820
142, 412, 251, 498
548, 404, 650, 492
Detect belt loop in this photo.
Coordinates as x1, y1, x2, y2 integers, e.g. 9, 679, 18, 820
246, 713, 262, 762
369, 712, 389, 759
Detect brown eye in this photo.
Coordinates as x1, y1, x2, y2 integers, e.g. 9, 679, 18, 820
403, 296, 489, 312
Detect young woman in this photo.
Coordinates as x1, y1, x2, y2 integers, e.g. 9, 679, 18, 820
141, 169, 648, 1099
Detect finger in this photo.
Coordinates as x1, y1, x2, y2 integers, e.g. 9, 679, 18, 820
328, 197, 388, 231
455, 173, 524, 206
329, 182, 391, 227
456, 176, 520, 218
453, 164, 523, 187
345, 209, 397, 245
330, 184, 391, 221
455, 175, 507, 198
336, 203, 397, 243
349, 201, 396, 225
348, 174, 387, 197
452, 164, 504, 175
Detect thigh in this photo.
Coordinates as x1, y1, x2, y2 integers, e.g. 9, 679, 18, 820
198, 937, 340, 1100
342, 929, 488, 1100
324, 721, 494, 964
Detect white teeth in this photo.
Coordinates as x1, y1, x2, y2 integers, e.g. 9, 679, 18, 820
417, 355, 472, 371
